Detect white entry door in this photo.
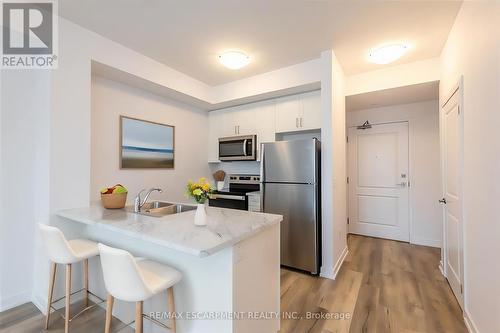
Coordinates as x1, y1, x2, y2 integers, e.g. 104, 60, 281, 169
348, 122, 409, 241
441, 87, 464, 308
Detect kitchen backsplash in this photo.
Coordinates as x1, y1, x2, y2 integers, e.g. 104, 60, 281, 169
208, 161, 260, 184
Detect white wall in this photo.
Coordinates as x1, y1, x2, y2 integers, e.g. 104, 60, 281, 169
212, 59, 321, 108
439, 3, 500, 332
0, 70, 51, 311
320, 50, 347, 279
331, 53, 348, 277
347, 100, 442, 247
346, 58, 440, 96
91, 76, 210, 204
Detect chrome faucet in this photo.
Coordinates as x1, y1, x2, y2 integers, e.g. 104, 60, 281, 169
134, 188, 163, 213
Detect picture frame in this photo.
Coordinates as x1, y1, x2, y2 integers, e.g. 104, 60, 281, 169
119, 116, 175, 169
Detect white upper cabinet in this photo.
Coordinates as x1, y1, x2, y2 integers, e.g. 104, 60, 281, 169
208, 90, 320, 162
299, 90, 322, 131
208, 109, 226, 162
275, 90, 321, 133
275, 94, 302, 133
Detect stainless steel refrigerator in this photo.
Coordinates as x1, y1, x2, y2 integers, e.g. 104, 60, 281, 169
260, 138, 321, 274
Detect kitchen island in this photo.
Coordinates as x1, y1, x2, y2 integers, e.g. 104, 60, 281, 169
57, 204, 282, 333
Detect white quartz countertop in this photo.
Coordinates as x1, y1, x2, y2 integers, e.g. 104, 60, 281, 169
57, 204, 282, 257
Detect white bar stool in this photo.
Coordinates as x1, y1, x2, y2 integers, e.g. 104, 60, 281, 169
38, 224, 101, 333
98, 243, 182, 333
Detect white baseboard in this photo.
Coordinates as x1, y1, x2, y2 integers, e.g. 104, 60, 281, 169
31, 289, 88, 316
319, 266, 334, 279
332, 246, 349, 280
439, 260, 445, 277
31, 292, 47, 315
464, 310, 479, 333
411, 237, 441, 248
320, 246, 349, 280
0, 291, 32, 312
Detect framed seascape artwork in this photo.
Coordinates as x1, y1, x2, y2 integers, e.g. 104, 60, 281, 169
120, 116, 175, 169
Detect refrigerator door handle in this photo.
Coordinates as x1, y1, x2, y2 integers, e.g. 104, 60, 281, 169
260, 144, 265, 212
260, 143, 265, 180
260, 184, 264, 212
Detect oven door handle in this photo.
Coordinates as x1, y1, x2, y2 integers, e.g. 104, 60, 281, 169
243, 139, 248, 156
210, 194, 246, 201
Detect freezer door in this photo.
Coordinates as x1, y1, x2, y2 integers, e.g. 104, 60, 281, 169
262, 183, 319, 273
261, 139, 318, 184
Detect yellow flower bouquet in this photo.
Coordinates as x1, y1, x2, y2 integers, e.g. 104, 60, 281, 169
186, 178, 214, 204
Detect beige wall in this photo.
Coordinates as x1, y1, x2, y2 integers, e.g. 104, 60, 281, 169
440, 3, 500, 332
91, 76, 211, 204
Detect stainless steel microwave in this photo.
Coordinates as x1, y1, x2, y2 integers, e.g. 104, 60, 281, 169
218, 135, 257, 161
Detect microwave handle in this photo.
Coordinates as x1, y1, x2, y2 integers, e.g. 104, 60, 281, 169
243, 139, 248, 156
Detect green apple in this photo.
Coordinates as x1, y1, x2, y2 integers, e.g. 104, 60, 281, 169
112, 185, 127, 194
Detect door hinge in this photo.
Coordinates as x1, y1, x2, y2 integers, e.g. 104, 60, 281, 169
460, 284, 463, 294
408, 181, 411, 187
347, 177, 349, 184
347, 217, 350, 224
346, 136, 349, 143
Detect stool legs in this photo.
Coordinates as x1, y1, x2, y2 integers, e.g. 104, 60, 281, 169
135, 301, 143, 333
167, 287, 176, 333
45, 262, 57, 329
104, 294, 114, 333
65, 264, 72, 333
83, 259, 89, 307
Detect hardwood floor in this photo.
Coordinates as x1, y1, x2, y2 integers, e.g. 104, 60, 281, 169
281, 235, 468, 333
0, 300, 133, 333
0, 235, 467, 333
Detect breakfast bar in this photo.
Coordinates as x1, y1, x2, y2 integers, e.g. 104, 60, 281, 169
57, 204, 282, 333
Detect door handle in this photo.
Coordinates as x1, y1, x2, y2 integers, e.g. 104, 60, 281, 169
300, 117, 303, 127
243, 139, 247, 156
439, 198, 447, 204
295, 118, 299, 128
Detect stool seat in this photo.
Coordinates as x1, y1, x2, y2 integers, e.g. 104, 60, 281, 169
67, 239, 99, 260
99, 244, 182, 333
136, 259, 182, 295
38, 223, 101, 333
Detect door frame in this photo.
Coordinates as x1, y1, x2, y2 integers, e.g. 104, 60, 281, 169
347, 120, 412, 242
439, 76, 465, 309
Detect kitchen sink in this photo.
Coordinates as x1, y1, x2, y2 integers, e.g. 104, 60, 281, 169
127, 201, 196, 217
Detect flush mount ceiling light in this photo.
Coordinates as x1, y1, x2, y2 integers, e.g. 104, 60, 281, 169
218, 51, 250, 70
368, 44, 409, 64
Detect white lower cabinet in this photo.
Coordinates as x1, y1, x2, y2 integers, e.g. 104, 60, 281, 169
208, 90, 321, 162
247, 194, 261, 212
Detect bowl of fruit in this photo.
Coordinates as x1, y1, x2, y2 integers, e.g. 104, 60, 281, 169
100, 184, 128, 209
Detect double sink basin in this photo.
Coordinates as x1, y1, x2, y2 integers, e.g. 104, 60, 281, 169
127, 201, 196, 218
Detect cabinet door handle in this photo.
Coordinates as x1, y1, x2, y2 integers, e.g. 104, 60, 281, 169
237, 125, 240, 134
300, 117, 303, 127
296, 118, 299, 128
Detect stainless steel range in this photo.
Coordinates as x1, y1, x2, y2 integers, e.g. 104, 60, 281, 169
208, 174, 260, 210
